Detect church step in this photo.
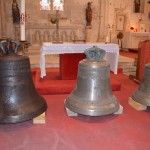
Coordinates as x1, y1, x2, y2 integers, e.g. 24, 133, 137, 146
118, 55, 135, 68
118, 61, 135, 67
124, 72, 136, 76
121, 66, 136, 73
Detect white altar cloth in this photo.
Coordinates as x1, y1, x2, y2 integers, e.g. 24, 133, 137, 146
40, 43, 119, 78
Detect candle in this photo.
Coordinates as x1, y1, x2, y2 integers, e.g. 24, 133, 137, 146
105, 36, 109, 43
20, 0, 25, 41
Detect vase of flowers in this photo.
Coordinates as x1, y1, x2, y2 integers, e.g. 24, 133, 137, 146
50, 18, 58, 24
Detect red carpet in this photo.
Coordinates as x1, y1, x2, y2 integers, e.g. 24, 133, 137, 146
120, 50, 138, 59
32, 68, 122, 95
0, 73, 150, 150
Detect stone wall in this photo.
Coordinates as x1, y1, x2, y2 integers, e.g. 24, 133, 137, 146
0, 0, 149, 45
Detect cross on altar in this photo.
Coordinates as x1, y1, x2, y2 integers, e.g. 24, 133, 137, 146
55, 10, 61, 43
51, 10, 67, 43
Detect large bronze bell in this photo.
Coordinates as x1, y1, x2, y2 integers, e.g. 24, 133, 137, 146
0, 39, 47, 124
131, 63, 150, 106
65, 46, 120, 116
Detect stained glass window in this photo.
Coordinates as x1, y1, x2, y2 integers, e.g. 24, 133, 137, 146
53, 0, 64, 11
133, 0, 145, 13
40, 0, 64, 11
40, 0, 51, 10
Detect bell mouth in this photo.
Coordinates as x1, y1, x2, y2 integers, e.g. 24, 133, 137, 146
132, 90, 150, 107
0, 100, 47, 124
131, 62, 150, 107
64, 96, 120, 116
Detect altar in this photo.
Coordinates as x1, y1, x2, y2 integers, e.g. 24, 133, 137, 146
40, 43, 119, 78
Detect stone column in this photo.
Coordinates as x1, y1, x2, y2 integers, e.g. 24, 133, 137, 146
0, 0, 7, 37
96, 0, 101, 42
100, 0, 107, 41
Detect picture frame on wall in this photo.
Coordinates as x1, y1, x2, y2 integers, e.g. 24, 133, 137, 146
116, 15, 125, 31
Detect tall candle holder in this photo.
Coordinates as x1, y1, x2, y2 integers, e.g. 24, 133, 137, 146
49, 0, 66, 43
20, 0, 25, 41
107, 24, 114, 43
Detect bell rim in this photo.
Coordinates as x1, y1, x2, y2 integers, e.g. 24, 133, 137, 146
0, 102, 47, 124
131, 92, 150, 107
64, 99, 120, 116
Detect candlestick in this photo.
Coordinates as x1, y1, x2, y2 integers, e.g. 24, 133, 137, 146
107, 24, 114, 43
20, 0, 25, 41
105, 36, 109, 43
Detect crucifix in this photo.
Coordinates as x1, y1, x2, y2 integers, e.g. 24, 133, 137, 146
51, 9, 67, 43
55, 10, 61, 43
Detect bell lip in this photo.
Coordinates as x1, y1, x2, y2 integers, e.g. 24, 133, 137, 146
64, 99, 120, 116
0, 102, 47, 124
131, 94, 150, 107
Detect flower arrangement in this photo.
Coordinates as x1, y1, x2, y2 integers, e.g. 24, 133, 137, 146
50, 18, 58, 24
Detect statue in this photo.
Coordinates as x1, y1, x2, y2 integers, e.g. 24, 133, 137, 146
86, 2, 92, 26
134, 0, 141, 13
12, 0, 20, 24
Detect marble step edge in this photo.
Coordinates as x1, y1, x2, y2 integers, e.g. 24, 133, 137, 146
123, 70, 136, 73
118, 62, 135, 66
124, 72, 136, 76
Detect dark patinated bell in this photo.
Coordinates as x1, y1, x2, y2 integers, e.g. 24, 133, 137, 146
131, 63, 150, 106
65, 46, 120, 116
0, 39, 47, 124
